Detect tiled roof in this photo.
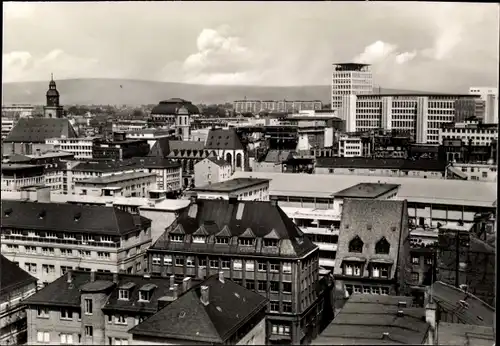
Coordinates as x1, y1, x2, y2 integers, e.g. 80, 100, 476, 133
437, 322, 494, 346
129, 275, 268, 343
0, 255, 37, 298
1, 200, 151, 236
313, 294, 429, 345
151, 199, 317, 258
333, 199, 407, 278
205, 128, 244, 150
4, 118, 77, 143
169, 140, 206, 151
151, 99, 200, 115
230, 171, 497, 207
430, 281, 495, 326
316, 157, 446, 172
192, 178, 269, 192
148, 137, 171, 158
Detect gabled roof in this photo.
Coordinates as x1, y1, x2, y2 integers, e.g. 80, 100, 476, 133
148, 137, 171, 158
4, 118, 77, 143
205, 128, 244, 150
0, 255, 37, 299
264, 229, 280, 239
129, 275, 267, 343
1, 200, 151, 236
169, 141, 205, 151
152, 199, 316, 258
192, 225, 209, 236
333, 199, 407, 278
215, 226, 231, 237
206, 157, 230, 167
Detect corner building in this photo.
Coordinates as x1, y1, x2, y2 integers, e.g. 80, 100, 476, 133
147, 197, 327, 345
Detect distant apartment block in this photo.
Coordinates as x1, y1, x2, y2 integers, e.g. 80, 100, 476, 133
233, 99, 322, 114
439, 120, 497, 146
331, 63, 373, 110
1, 104, 34, 119
194, 157, 232, 187
338, 134, 363, 157
45, 137, 100, 160
74, 171, 157, 198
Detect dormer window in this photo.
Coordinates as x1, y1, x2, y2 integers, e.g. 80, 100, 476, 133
372, 265, 389, 279
4, 208, 12, 217
170, 234, 184, 242
192, 236, 206, 244
215, 237, 229, 244
263, 239, 278, 247
344, 263, 362, 276
239, 238, 255, 246
118, 289, 129, 300
138, 284, 157, 302
375, 237, 390, 254
348, 236, 364, 253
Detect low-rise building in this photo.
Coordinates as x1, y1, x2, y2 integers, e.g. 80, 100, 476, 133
125, 129, 173, 149
192, 178, 270, 201
93, 132, 150, 161
1, 164, 45, 192
129, 273, 268, 345
45, 137, 100, 160
194, 157, 232, 187
1, 118, 17, 140
439, 120, 498, 146
0, 255, 38, 345
74, 172, 157, 198
446, 162, 497, 182
252, 150, 294, 173
338, 134, 363, 157
1, 200, 152, 284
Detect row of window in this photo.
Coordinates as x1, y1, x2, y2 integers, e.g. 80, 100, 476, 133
343, 263, 390, 278
345, 284, 390, 295
5, 245, 113, 260
170, 234, 278, 248
8, 230, 114, 242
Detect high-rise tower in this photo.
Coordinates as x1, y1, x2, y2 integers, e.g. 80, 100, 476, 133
331, 63, 373, 110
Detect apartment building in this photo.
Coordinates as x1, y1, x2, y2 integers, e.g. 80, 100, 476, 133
191, 178, 270, 201
45, 137, 100, 160
74, 172, 157, 198
2, 104, 34, 119
0, 255, 38, 345
331, 63, 373, 110
339, 93, 480, 144
93, 134, 150, 161
439, 120, 497, 146
0, 200, 152, 285
147, 197, 333, 344
125, 129, 174, 149
333, 199, 410, 300
194, 157, 232, 187
233, 100, 322, 114
1, 164, 45, 192
338, 134, 363, 157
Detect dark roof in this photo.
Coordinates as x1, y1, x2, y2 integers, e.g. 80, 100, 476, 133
4, 118, 77, 143
169, 140, 206, 151
334, 183, 400, 199
148, 137, 171, 158
313, 294, 429, 345
437, 322, 494, 346
129, 275, 268, 343
5, 153, 32, 163
205, 128, 244, 150
73, 157, 180, 172
430, 281, 495, 326
264, 150, 293, 163
1, 200, 151, 236
151, 199, 317, 258
0, 255, 37, 298
333, 199, 407, 279
316, 157, 446, 172
151, 99, 200, 115
1, 163, 44, 172
24, 270, 201, 310
77, 171, 156, 185
206, 157, 230, 167
192, 178, 270, 193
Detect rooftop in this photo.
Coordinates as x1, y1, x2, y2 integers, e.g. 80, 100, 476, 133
26, 150, 75, 159
4, 118, 77, 143
1, 163, 44, 171
334, 183, 400, 199
205, 128, 245, 150
192, 178, 270, 193
316, 157, 446, 172
129, 275, 268, 343
205, 157, 230, 167
313, 294, 429, 345
437, 322, 495, 346
1, 200, 151, 236
77, 171, 156, 185
1, 255, 37, 298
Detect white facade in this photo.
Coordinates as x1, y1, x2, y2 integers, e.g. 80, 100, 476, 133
1, 118, 17, 140
233, 100, 322, 113
446, 163, 497, 182
2, 104, 34, 118
439, 120, 498, 146
194, 158, 232, 187
126, 131, 172, 149
45, 137, 98, 160
331, 64, 373, 110
338, 134, 363, 157
194, 180, 270, 201
469, 87, 498, 124
74, 172, 157, 198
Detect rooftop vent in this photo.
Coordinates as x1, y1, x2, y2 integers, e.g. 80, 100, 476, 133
74, 212, 81, 222
4, 208, 12, 217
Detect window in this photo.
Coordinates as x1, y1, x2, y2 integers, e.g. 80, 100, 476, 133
209, 259, 219, 269
233, 259, 242, 270
61, 248, 73, 256
270, 281, 280, 292
257, 262, 267, 272
380, 287, 389, 295
482, 171, 488, 178
42, 264, 55, 274
257, 281, 267, 291
119, 289, 129, 300
221, 260, 230, 269
239, 238, 255, 246
186, 256, 195, 267
170, 234, 184, 242
371, 287, 380, 295
425, 257, 433, 265
139, 290, 151, 302
282, 282, 292, 293
175, 258, 184, 266
101, 235, 112, 242
37, 307, 49, 318
37, 331, 50, 343
363, 287, 371, 294
60, 334, 73, 344
246, 281, 255, 290
411, 256, 420, 264
199, 258, 207, 267
245, 261, 254, 271
344, 263, 362, 276
375, 237, 390, 254
84, 326, 93, 337
282, 262, 292, 274
271, 324, 291, 335
270, 301, 279, 312
348, 236, 364, 253
164, 255, 172, 265
192, 236, 205, 243
283, 301, 292, 313
114, 338, 129, 345
60, 308, 72, 320
152, 255, 161, 265
84, 299, 93, 315
42, 247, 55, 256
25, 246, 37, 254
215, 237, 229, 244
263, 239, 278, 247
115, 315, 127, 325
269, 263, 280, 272
411, 272, 420, 282
98, 252, 110, 259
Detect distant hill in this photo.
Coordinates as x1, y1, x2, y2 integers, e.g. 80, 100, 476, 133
1, 78, 444, 106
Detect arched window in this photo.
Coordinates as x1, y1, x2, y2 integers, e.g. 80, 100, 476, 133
348, 236, 364, 253
375, 237, 390, 254
236, 153, 242, 168
226, 152, 232, 164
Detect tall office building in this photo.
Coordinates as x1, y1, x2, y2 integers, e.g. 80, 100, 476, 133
469, 87, 498, 124
331, 63, 373, 110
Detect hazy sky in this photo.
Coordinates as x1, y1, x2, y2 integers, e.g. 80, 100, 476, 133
3, 2, 499, 91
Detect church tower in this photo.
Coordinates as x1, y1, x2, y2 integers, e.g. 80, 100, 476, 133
43, 74, 64, 118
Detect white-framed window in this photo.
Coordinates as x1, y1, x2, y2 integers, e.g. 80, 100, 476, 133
239, 238, 254, 246
170, 234, 184, 242
245, 261, 254, 271
84, 326, 93, 337
113, 338, 129, 345
101, 235, 112, 242
282, 262, 292, 274
271, 324, 291, 335
344, 264, 362, 276
263, 239, 278, 247
152, 255, 161, 265
215, 237, 229, 244
269, 263, 280, 272
209, 260, 219, 269
192, 236, 205, 243
84, 299, 93, 315
380, 287, 389, 295
221, 260, 230, 269
258, 262, 267, 272
119, 289, 129, 300
411, 256, 420, 264
164, 255, 172, 265
37, 307, 49, 318
60, 248, 73, 256
233, 259, 242, 270
139, 290, 151, 302
175, 258, 184, 266
98, 252, 110, 259
60, 308, 72, 320
270, 301, 279, 313
37, 331, 50, 343
60, 333, 73, 344
115, 315, 127, 325
186, 256, 195, 267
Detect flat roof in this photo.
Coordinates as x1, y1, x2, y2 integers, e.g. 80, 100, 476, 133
1, 163, 43, 171
230, 172, 497, 208
334, 183, 400, 199
77, 172, 156, 185
27, 151, 74, 158
192, 178, 270, 193
437, 323, 494, 346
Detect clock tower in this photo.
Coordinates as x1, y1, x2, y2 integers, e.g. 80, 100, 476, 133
43, 74, 64, 118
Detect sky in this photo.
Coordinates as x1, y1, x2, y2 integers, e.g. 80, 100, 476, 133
3, 2, 499, 92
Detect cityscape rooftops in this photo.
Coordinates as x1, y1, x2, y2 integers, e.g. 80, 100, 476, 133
316, 157, 446, 172
205, 157, 231, 167
1, 163, 44, 171
334, 183, 400, 199
77, 171, 156, 185
313, 294, 429, 345
4, 118, 77, 143
1, 254, 37, 299
192, 178, 270, 193
205, 128, 245, 150
437, 322, 495, 346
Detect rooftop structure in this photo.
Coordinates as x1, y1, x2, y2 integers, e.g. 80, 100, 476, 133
192, 178, 270, 193
436, 322, 495, 346
150, 98, 200, 115
334, 182, 400, 199
77, 171, 157, 185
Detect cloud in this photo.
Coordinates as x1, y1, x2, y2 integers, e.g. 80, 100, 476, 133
354, 40, 418, 66
395, 50, 417, 65
2, 49, 100, 83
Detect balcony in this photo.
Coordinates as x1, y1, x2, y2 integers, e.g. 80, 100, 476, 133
1, 235, 120, 248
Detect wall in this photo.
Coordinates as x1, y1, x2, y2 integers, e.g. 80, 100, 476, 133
195, 182, 270, 201
26, 306, 82, 345
236, 317, 266, 345
252, 161, 283, 173
139, 208, 180, 243
194, 159, 231, 187
315, 167, 443, 179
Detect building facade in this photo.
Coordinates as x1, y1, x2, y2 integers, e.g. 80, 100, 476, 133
1, 164, 45, 192
45, 137, 100, 160
192, 178, 270, 201
205, 128, 247, 173
331, 63, 373, 110
469, 86, 498, 124
1, 104, 34, 119
233, 100, 322, 114
439, 120, 498, 146
74, 172, 157, 198
194, 157, 232, 187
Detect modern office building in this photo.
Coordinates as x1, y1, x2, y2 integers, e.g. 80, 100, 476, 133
233, 100, 322, 114
331, 63, 373, 110
191, 178, 270, 201
469, 87, 498, 124
74, 171, 157, 198
1, 104, 34, 119
45, 137, 100, 160
439, 120, 498, 146
1, 164, 45, 191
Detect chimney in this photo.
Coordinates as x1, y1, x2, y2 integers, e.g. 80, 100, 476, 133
90, 270, 96, 282
169, 284, 179, 300
200, 285, 209, 306
218, 271, 225, 284
182, 277, 192, 292
169, 275, 175, 287
67, 270, 73, 283
113, 273, 119, 284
